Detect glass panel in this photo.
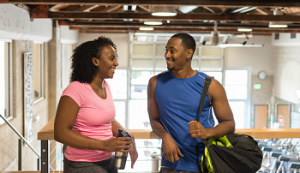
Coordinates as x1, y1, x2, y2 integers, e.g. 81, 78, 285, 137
132, 59, 153, 70
205, 72, 222, 84
225, 70, 248, 85
132, 44, 153, 56
156, 44, 165, 56
201, 47, 222, 56
131, 71, 153, 85
0, 41, 5, 117
191, 59, 199, 70
156, 36, 171, 42
133, 35, 154, 42
155, 59, 167, 71
106, 69, 127, 99
200, 59, 222, 70
128, 100, 149, 129
114, 101, 126, 128
33, 44, 43, 101
225, 86, 247, 99
229, 101, 245, 128
194, 47, 199, 56
131, 85, 147, 99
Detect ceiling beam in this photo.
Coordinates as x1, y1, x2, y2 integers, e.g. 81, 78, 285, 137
41, 12, 300, 22
2, 0, 300, 8
255, 8, 273, 15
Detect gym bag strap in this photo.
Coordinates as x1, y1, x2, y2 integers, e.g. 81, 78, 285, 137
196, 75, 263, 173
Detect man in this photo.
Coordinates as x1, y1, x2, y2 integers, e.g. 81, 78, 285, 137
147, 33, 235, 173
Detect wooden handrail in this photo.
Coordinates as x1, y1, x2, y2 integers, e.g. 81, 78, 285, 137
38, 117, 300, 140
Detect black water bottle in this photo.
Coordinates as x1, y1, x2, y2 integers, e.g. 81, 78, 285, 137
114, 129, 132, 169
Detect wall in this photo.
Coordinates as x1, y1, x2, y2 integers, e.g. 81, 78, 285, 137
77, 33, 129, 68
273, 46, 300, 104
0, 4, 52, 43
0, 40, 49, 171
225, 36, 274, 76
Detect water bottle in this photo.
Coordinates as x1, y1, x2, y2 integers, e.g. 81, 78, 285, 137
114, 129, 132, 169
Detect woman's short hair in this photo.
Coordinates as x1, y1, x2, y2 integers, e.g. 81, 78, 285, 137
70, 36, 117, 83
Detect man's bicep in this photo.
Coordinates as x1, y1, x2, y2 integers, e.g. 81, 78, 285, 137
209, 80, 234, 123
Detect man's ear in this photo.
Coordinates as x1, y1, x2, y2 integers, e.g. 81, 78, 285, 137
186, 49, 193, 59
92, 57, 99, 66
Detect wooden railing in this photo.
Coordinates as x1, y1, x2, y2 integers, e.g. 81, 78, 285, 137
38, 117, 300, 173
38, 117, 300, 141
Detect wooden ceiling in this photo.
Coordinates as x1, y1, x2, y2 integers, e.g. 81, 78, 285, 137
2, 0, 300, 35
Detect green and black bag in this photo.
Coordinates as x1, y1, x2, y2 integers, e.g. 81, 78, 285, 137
196, 75, 263, 173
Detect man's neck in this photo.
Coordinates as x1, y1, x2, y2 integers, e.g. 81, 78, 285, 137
172, 68, 196, 79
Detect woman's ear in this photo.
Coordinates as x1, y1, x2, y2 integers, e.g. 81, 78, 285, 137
92, 57, 99, 66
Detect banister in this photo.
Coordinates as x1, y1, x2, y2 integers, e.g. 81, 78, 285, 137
0, 114, 40, 158
38, 117, 300, 140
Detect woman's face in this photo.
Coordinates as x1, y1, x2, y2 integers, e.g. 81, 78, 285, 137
94, 45, 119, 79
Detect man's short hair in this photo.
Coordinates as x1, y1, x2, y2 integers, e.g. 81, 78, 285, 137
171, 33, 196, 59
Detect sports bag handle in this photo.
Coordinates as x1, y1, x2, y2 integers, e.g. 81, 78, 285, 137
197, 75, 212, 122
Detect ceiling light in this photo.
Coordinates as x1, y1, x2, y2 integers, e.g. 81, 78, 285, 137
238, 28, 252, 32
268, 21, 288, 28
139, 27, 154, 31
144, 21, 162, 25
151, 6, 177, 16
269, 9, 288, 28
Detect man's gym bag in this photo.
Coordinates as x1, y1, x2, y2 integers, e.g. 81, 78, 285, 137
196, 75, 263, 173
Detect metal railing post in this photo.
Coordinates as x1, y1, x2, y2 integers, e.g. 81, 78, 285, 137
37, 158, 40, 170
41, 140, 49, 173
18, 138, 22, 170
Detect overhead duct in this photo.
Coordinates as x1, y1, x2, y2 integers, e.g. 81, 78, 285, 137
178, 6, 198, 13
269, 9, 288, 28
211, 21, 219, 45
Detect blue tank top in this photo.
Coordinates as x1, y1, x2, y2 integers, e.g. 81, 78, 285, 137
155, 70, 215, 172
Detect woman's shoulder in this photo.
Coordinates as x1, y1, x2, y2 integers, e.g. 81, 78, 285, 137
64, 81, 89, 92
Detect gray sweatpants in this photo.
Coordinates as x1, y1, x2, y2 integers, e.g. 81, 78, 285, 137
64, 156, 117, 173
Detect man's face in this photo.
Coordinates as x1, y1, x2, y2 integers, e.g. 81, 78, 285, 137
165, 37, 188, 71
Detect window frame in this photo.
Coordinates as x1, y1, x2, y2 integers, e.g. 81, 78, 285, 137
224, 67, 252, 128
0, 40, 13, 125
33, 43, 45, 104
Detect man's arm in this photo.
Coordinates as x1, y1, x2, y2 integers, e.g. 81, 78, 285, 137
147, 76, 184, 163
189, 78, 235, 139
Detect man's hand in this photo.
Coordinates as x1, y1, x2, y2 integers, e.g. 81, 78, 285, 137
188, 120, 209, 140
162, 135, 184, 163
129, 137, 138, 168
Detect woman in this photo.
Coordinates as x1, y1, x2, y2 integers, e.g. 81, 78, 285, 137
54, 36, 138, 173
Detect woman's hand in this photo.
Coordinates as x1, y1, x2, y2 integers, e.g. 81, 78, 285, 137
129, 136, 138, 168
104, 137, 132, 152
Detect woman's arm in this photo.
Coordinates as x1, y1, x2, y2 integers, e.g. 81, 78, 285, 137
111, 119, 138, 168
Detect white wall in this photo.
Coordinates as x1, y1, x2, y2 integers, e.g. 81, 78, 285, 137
225, 36, 274, 76
60, 26, 78, 44
77, 33, 129, 68
273, 47, 300, 104
0, 4, 52, 43
272, 33, 300, 47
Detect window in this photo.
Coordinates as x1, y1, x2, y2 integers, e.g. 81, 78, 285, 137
0, 41, 13, 124
106, 69, 128, 128
61, 44, 73, 89
224, 68, 251, 128
33, 44, 44, 103
291, 33, 297, 39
